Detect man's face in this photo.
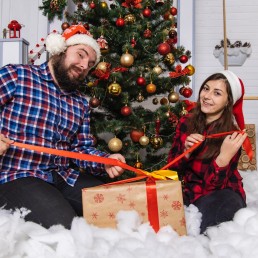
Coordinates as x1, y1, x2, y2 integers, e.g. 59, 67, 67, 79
52, 44, 97, 92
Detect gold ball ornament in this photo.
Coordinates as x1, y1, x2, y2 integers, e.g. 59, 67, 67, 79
108, 82, 122, 96
87, 81, 95, 87
136, 92, 145, 102
146, 83, 156, 94
168, 91, 179, 103
160, 97, 168, 105
164, 53, 175, 65
120, 52, 134, 67
124, 14, 136, 24
100, 1, 108, 9
153, 65, 163, 75
139, 135, 150, 146
96, 62, 108, 72
150, 136, 163, 149
108, 137, 123, 152
134, 161, 143, 169
186, 64, 195, 76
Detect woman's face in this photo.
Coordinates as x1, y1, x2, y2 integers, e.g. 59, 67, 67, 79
199, 79, 229, 123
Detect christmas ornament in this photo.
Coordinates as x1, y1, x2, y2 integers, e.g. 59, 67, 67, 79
83, 23, 90, 30
170, 7, 177, 16
136, 92, 145, 102
181, 87, 193, 98
168, 111, 179, 127
155, 0, 164, 6
87, 81, 94, 87
168, 91, 179, 103
89, 1, 96, 9
164, 53, 175, 65
157, 42, 171, 56
139, 135, 149, 146
179, 55, 188, 64
116, 17, 125, 27
160, 97, 168, 105
61, 22, 70, 31
122, 0, 142, 9
152, 98, 159, 105
168, 29, 177, 39
120, 51, 134, 67
179, 86, 185, 95
153, 65, 163, 75
100, 1, 108, 9
97, 35, 109, 54
180, 106, 188, 116
96, 61, 108, 72
108, 137, 123, 152
142, 7, 152, 18
130, 129, 144, 142
121, 104, 132, 116
108, 81, 122, 96
163, 11, 171, 20
186, 64, 195, 76
146, 83, 156, 94
89, 96, 100, 108
136, 76, 146, 86
167, 14, 175, 23
169, 65, 189, 78
124, 14, 136, 24
131, 36, 136, 47
143, 28, 152, 38
134, 160, 143, 169
150, 135, 163, 149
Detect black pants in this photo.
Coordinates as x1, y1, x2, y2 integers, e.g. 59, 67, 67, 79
193, 189, 246, 233
0, 172, 104, 229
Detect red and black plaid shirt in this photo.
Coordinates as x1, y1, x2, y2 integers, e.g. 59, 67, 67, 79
167, 114, 246, 205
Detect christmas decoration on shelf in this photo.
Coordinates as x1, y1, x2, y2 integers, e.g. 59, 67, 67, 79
8, 20, 23, 38
50, 0, 196, 175
213, 38, 252, 66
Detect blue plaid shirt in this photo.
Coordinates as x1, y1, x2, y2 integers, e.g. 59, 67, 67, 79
0, 62, 109, 186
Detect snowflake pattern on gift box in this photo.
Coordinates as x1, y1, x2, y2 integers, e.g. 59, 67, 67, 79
180, 217, 186, 227
160, 209, 169, 218
129, 201, 136, 209
126, 186, 133, 192
108, 212, 115, 220
162, 194, 169, 201
91, 212, 98, 220
94, 193, 104, 203
171, 200, 182, 210
116, 194, 126, 204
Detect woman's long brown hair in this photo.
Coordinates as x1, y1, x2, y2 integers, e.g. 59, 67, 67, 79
187, 73, 238, 159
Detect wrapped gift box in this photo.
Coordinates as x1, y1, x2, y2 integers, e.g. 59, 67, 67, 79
82, 179, 186, 236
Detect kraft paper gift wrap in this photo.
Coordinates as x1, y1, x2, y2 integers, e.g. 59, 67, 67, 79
82, 179, 186, 236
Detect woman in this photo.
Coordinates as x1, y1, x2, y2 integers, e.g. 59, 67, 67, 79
167, 70, 253, 233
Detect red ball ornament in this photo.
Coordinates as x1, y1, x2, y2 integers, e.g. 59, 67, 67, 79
142, 7, 152, 18
136, 76, 146, 86
157, 42, 171, 56
143, 29, 152, 38
130, 130, 144, 142
89, 97, 100, 108
179, 55, 189, 64
89, 1, 96, 9
116, 17, 125, 27
121, 105, 132, 116
170, 7, 177, 15
182, 87, 193, 98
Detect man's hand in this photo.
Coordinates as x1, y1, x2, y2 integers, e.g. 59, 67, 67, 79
0, 134, 13, 155
105, 153, 126, 178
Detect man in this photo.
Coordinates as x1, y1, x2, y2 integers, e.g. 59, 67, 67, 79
0, 24, 125, 229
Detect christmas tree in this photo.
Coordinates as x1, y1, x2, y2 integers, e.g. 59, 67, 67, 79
40, 0, 196, 178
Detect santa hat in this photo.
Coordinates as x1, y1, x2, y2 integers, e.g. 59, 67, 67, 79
45, 24, 101, 66
219, 70, 253, 160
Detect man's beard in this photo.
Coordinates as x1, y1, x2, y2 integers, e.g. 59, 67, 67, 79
51, 54, 86, 92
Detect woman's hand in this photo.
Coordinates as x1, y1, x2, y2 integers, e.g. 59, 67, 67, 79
216, 131, 247, 167
0, 134, 13, 155
184, 133, 204, 158
105, 153, 126, 178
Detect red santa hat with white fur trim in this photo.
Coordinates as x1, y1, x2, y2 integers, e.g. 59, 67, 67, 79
219, 70, 253, 160
45, 24, 101, 66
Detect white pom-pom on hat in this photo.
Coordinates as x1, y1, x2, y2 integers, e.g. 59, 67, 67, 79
45, 33, 66, 56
